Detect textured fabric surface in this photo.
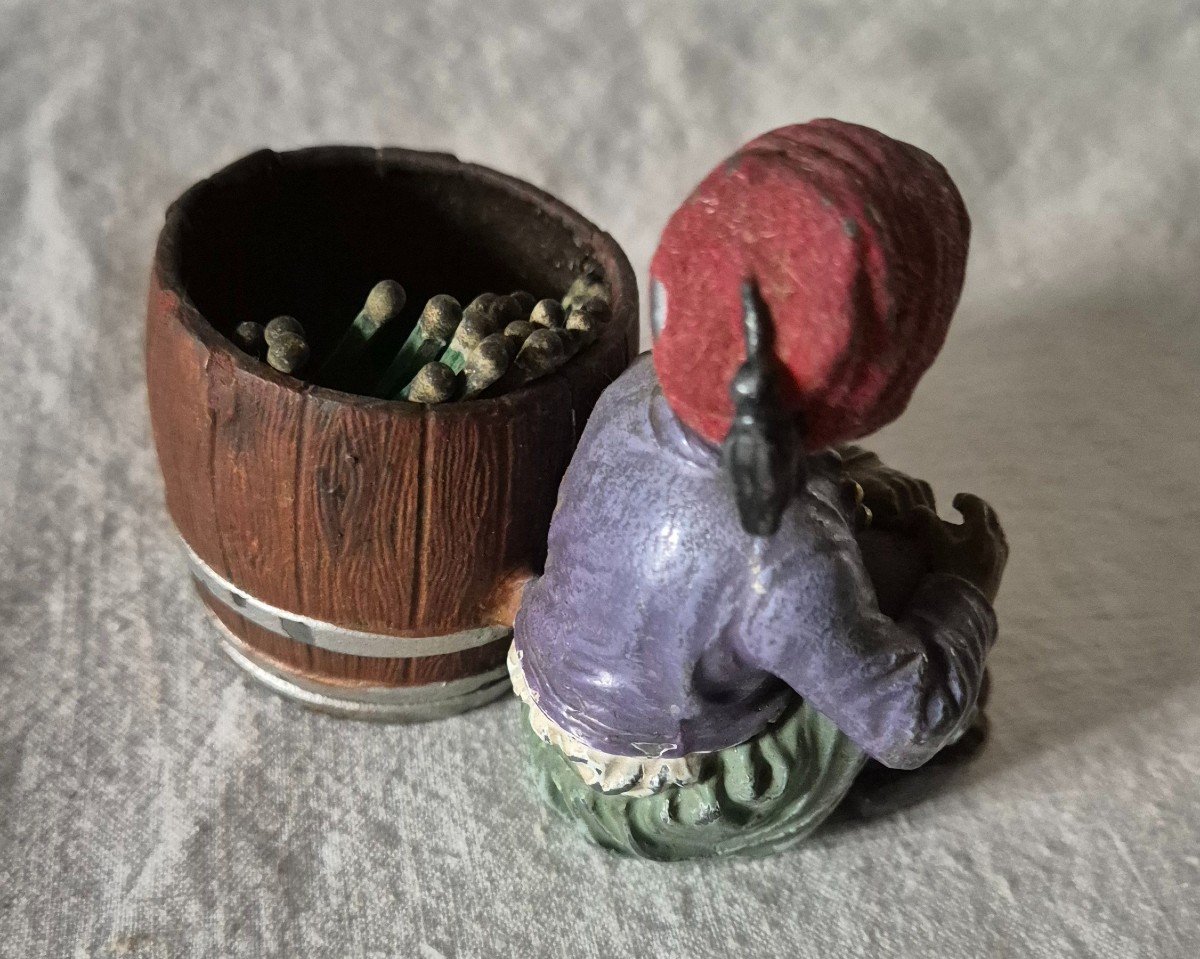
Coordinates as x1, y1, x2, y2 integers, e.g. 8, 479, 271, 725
650, 119, 971, 449
1, 1, 1198, 956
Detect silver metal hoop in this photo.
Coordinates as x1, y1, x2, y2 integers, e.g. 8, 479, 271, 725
185, 543, 511, 659
211, 620, 512, 721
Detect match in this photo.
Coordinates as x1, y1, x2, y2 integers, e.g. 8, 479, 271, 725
233, 321, 266, 357
508, 290, 537, 314
404, 361, 460, 405
529, 299, 564, 329
503, 320, 535, 354
561, 265, 609, 312
266, 331, 310, 375
264, 315, 305, 347
462, 333, 513, 398
250, 271, 606, 402
512, 327, 569, 383
439, 311, 496, 375
564, 301, 604, 353
375, 294, 462, 398
492, 294, 525, 328
320, 280, 407, 390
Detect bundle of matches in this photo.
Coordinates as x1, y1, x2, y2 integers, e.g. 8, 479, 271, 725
375, 294, 461, 397
383, 290, 526, 402
231, 315, 314, 376
392, 273, 612, 404
231, 266, 610, 404
265, 315, 312, 375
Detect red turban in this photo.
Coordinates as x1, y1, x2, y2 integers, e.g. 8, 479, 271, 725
650, 119, 970, 450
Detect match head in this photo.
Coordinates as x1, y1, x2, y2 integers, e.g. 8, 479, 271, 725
266, 331, 310, 375
464, 333, 512, 393
508, 290, 537, 314
264, 315, 305, 347
515, 327, 568, 378
529, 299, 565, 329
407, 362, 459, 404
564, 310, 599, 343
503, 320, 534, 354
462, 295, 504, 338
418, 295, 463, 341
465, 293, 500, 321
233, 321, 265, 355
568, 297, 610, 327
364, 279, 407, 329
562, 271, 609, 311
493, 294, 525, 328
452, 312, 494, 354
467, 292, 499, 310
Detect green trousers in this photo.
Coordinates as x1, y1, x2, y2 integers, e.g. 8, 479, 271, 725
522, 699, 867, 861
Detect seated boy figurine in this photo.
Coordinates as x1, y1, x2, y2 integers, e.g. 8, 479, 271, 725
507, 119, 1008, 860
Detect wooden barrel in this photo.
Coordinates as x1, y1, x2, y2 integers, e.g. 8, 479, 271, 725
146, 146, 639, 720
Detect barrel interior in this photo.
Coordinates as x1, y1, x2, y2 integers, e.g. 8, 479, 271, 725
172, 149, 595, 387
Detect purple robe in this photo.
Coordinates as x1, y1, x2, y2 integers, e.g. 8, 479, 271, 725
513, 355, 997, 769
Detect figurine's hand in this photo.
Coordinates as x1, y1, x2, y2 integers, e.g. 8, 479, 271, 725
488, 571, 537, 629
838, 446, 936, 529
906, 494, 1008, 603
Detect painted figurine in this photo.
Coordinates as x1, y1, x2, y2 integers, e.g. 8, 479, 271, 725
507, 119, 1008, 860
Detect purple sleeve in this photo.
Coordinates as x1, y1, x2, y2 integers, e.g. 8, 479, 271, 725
738, 537, 998, 770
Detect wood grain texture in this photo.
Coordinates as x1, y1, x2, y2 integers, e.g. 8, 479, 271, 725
147, 147, 638, 693
144, 283, 227, 576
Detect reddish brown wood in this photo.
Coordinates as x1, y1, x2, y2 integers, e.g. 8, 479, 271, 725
148, 147, 638, 695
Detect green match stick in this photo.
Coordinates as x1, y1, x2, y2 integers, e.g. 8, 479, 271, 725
375, 295, 462, 398
462, 333, 513, 398
405, 361, 460, 405
319, 280, 407, 390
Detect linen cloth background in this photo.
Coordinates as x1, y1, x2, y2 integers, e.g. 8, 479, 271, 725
1, 1, 1198, 956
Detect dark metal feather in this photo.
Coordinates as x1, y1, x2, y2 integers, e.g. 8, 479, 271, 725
720, 280, 803, 536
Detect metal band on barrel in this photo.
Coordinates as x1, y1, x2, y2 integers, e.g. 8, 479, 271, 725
185, 544, 511, 659
213, 625, 511, 721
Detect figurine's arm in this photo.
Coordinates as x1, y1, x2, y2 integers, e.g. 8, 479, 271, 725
739, 497, 1005, 769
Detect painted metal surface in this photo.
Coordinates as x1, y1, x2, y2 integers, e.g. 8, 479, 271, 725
213, 622, 512, 721
186, 544, 511, 659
